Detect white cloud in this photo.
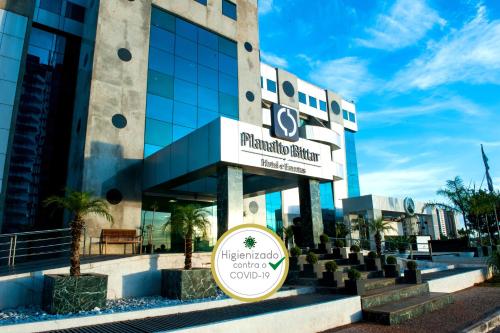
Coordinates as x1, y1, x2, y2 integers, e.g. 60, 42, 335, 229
360, 164, 455, 201
357, 0, 445, 50
259, 0, 280, 15
260, 51, 288, 68
390, 5, 500, 90
359, 95, 483, 125
308, 57, 377, 100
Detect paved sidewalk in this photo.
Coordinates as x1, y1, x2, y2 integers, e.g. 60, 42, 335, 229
323, 286, 500, 333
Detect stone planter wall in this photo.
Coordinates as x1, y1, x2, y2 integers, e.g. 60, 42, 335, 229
42, 274, 107, 314
348, 252, 364, 265
161, 268, 217, 300
321, 271, 344, 288
404, 270, 422, 284
345, 279, 364, 295
383, 264, 401, 278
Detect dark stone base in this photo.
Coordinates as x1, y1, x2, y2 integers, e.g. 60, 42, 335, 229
365, 258, 382, 271
299, 264, 317, 278
162, 268, 217, 300
404, 270, 422, 284
42, 273, 108, 314
345, 279, 364, 295
289, 257, 300, 271
321, 271, 344, 288
384, 264, 401, 278
349, 252, 364, 265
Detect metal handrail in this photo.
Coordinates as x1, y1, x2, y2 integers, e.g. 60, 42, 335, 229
0, 228, 71, 237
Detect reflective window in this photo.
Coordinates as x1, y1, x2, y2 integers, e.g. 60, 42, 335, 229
345, 130, 360, 197
65, 2, 85, 22
342, 109, 349, 120
319, 100, 327, 111
39, 0, 62, 14
298, 91, 306, 104
145, 7, 239, 157
266, 192, 282, 234
309, 96, 317, 108
267, 79, 277, 93
195, 0, 208, 5
222, 0, 237, 20
348, 112, 356, 122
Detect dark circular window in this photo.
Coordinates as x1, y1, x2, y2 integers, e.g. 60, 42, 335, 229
331, 100, 341, 115
244, 42, 253, 52
106, 189, 123, 205
249, 201, 259, 214
246, 91, 255, 102
112, 114, 127, 129
282, 81, 295, 97
117, 48, 132, 62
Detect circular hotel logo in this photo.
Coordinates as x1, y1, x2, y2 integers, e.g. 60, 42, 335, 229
211, 224, 289, 302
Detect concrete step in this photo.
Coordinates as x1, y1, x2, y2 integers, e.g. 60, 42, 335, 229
294, 277, 320, 286
361, 283, 430, 309
363, 278, 397, 291
363, 292, 453, 325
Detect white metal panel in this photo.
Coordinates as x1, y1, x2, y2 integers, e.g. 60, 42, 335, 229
301, 125, 341, 150
260, 63, 278, 104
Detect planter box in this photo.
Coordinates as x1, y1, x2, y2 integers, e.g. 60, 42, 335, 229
289, 256, 300, 271
383, 264, 401, 278
300, 263, 318, 278
365, 257, 382, 271
318, 242, 332, 253
349, 252, 364, 265
321, 271, 344, 288
162, 268, 217, 300
42, 273, 108, 314
345, 279, 364, 295
404, 269, 422, 284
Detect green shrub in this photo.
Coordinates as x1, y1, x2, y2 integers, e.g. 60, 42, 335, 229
406, 260, 417, 270
325, 261, 338, 272
350, 245, 360, 253
320, 233, 330, 244
290, 246, 302, 257
306, 251, 318, 264
368, 251, 377, 259
386, 255, 397, 265
334, 239, 345, 248
347, 268, 361, 280
488, 250, 500, 275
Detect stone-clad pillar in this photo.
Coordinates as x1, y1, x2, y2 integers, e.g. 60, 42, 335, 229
217, 165, 244, 239
298, 178, 324, 248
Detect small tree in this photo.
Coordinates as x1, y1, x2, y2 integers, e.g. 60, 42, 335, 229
168, 204, 210, 270
367, 217, 396, 256
44, 190, 113, 276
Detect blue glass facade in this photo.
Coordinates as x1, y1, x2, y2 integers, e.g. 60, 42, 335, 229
265, 192, 282, 233
145, 7, 239, 157
345, 129, 361, 197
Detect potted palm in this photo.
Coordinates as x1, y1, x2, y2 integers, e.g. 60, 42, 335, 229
345, 268, 364, 295
321, 260, 344, 288
42, 190, 113, 314
383, 255, 401, 278
404, 260, 422, 284
161, 204, 217, 300
349, 245, 364, 265
367, 217, 395, 256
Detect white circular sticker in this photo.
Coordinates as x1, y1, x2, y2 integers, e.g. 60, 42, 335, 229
211, 224, 289, 302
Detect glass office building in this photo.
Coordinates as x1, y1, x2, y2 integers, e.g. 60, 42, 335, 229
345, 129, 361, 198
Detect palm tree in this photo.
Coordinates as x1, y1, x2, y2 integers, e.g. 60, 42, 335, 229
367, 217, 396, 256
44, 190, 113, 276
167, 204, 210, 269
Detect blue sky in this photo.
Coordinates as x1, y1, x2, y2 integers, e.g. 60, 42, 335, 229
258, 0, 500, 202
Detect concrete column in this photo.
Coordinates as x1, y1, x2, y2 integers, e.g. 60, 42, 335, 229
298, 178, 324, 248
217, 165, 243, 239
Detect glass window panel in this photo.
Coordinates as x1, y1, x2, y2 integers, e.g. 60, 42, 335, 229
150, 26, 175, 53
219, 54, 238, 76
174, 79, 197, 105
198, 45, 218, 70
266, 79, 277, 93
146, 94, 173, 122
147, 70, 174, 99
343, 109, 349, 120
319, 100, 327, 111
260, 76, 263, 88
219, 92, 238, 118
198, 108, 219, 127
174, 56, 197, 83
198, 86, 218, 111
198, 29, 218, 50
145, 118, 172, 147
175, 35, 197, 62
198, 65, 218, 89
173, 101, 197, 127
144, 144, 163, 158
151, 8, 175, 32
176, 18, 197, 42
219, 36, 237, 58
65, 2, 85, 23
219, 72, 238, 96
195, 0, 208, 5
222, 0, 237, 20
348, 112, 356, 122
149, 47, 174, 75
27, 45, 51, 65
298, 91, 306, 104
39, 0, 62, 14
173, 124, 194, 141
309, 96, 317, 108
30, 28, 55, 50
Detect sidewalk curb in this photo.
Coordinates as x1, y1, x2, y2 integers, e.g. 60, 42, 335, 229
460, 308, 500, 333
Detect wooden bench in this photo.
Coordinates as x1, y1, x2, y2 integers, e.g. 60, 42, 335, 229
100, 229, 142, 255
